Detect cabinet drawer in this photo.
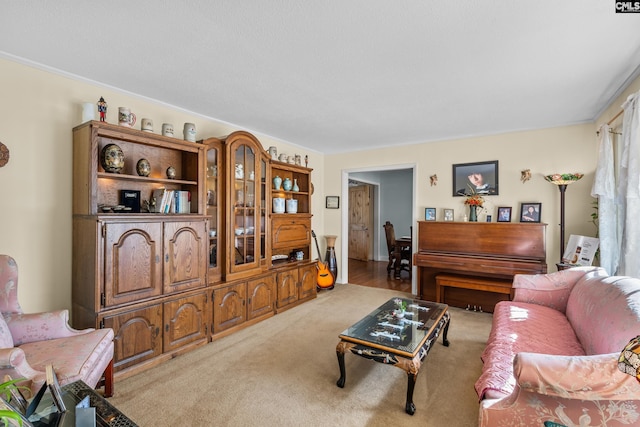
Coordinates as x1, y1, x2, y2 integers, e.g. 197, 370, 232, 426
271, 216, 311, 249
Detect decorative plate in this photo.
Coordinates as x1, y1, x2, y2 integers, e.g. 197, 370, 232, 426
0, 142, 9, 167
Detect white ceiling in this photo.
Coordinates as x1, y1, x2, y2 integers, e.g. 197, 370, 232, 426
2, 1, 640, 154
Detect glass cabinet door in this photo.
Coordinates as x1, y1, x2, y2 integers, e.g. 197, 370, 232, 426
206, 141, 221, 283
231, 143, 259, 271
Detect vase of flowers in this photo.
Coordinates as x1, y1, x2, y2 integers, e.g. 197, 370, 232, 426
393, 298, 407, 318
464, 186, 484, 222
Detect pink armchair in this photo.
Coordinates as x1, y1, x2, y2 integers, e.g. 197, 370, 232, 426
0, 255, 114, 397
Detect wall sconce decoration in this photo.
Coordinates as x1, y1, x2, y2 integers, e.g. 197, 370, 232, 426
429, 174, 438, 186
520, 169, 531, 183
0, 142, 9, 167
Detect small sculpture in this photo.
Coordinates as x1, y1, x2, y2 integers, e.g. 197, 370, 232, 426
305, 155, 309, 167
521, 169, 531, 183
429, 174, 438, 186
97, 97, 108, 122
166, 166, 176, 179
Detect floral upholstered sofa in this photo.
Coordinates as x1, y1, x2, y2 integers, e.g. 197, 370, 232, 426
476, 267, 640, 427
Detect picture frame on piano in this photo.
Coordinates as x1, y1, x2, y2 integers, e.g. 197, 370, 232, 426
425, 208, 436, 221
520, 203, 541, 223
497, 207, 512, 222
443, 208, 454, 221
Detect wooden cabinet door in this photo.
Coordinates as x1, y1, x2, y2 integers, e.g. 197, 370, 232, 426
271, 216, 311, 249
276, 269, 299, 308
298, 263, 318, 301
213, 283, 247, 333
103, 221, 163, 307
163, 220, 207, 294
247, 275, 276, 320
103, 304, 163, 372
163, 292, 209, 352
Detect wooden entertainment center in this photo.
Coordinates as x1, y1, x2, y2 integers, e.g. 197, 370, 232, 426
71, 122, 315, 378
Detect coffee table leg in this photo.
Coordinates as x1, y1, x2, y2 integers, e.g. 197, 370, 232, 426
442, 318, 450, 347
406, 372, 417, 415
336, 341, 347, 388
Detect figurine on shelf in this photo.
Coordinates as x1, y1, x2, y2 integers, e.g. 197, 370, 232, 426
97, 97, 108, 122
305, 155, 309, 167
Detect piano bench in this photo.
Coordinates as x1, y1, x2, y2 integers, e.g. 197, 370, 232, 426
435, 274, 514, 304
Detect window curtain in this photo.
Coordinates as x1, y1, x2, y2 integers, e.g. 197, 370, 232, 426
591, 124, 618, 275
617, 90, 640, 277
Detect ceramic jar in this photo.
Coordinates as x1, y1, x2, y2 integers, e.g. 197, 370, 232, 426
166, 166, 176, 179
273, 197, 285, 213
283, 177, 293, 191
292, 179, 299, 192
273, 176, 282, 190
286, 198, 298, 213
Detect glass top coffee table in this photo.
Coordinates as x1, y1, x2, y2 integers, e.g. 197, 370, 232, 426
336, 297, 450, 415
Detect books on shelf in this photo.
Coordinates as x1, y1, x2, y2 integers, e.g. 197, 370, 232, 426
151, 189, 191, 214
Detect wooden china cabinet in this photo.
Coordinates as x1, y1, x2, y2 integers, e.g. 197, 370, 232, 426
72, 123, 316, 374
71, 121, 209, 378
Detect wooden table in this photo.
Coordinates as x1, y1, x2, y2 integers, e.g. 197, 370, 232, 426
336, 297, 450, 415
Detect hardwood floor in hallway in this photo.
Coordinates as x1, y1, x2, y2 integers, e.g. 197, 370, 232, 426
347, 259, 412, 294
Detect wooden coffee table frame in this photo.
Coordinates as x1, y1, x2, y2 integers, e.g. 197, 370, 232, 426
336, 301, 450, 415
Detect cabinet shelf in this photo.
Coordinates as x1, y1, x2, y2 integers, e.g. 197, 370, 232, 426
98, 172, 198, 186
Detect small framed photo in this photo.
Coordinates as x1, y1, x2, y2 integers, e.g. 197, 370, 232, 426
425, 208, 436, 221
520, 203, 541, 223
326, 196, 340, 209
497, 207, 512, 222
486, 215, 492, 222
443, 208, 454, 222
452, 160, 499, 196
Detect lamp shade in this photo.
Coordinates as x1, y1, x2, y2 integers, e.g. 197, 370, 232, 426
544, 173, 584, 185
618, 335, 640, 383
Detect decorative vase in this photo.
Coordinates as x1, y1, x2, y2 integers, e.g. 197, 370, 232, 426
273, 175, 282, 190
273, 197, 285, 213
469, 205, 478, 222
394, 309, 405, 319
283, 177, 293, 191
292, 179, 299, 192
100, 143, 124, 173
136, 158, 151, 176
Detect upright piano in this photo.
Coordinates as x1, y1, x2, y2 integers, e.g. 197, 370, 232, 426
414, 221, 547, 311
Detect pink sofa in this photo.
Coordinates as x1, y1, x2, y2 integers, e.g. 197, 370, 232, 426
476, 267, 640, 426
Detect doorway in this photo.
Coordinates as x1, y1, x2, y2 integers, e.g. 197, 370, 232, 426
341, 165, 417, 294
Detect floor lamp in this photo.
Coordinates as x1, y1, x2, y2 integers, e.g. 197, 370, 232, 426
545, 173, 583, 268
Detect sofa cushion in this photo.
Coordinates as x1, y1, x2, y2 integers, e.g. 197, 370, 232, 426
18, 327, 114, 389
567, 274, 640, 355
475, 301, 585, 399
0, 315, 14, 348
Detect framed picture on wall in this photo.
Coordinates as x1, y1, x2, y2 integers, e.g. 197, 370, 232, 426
326, 196, 340, 209
425, 208, 436, 221
443, 208, 454, 221
497, 207, 512, 222
520, 203, 541, 223
452, 160, 499, 196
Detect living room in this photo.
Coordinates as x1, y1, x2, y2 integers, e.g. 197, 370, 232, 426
1, 3, 640, 426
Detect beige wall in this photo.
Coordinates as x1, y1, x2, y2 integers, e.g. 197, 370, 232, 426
0, 57, 323, 313
1, 55, 638, 312
326, 124, 598, 284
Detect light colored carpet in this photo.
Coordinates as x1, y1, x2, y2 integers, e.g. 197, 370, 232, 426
108, 284, 492, 426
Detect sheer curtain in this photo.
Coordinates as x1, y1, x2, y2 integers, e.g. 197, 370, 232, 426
617, 90, 640, 277
591, 124, 618, 275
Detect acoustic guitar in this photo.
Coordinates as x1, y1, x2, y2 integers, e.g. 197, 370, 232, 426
312, 230, 334, 290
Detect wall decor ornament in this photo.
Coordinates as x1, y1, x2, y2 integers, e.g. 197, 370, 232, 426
326, 196, 340, 209
0, 142, 9, 167
521, 169, 531, 183
100, 143, 124, 173
430, 174, 438, 186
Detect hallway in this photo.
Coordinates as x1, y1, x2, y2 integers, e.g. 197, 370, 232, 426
347, 259, 412, 294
